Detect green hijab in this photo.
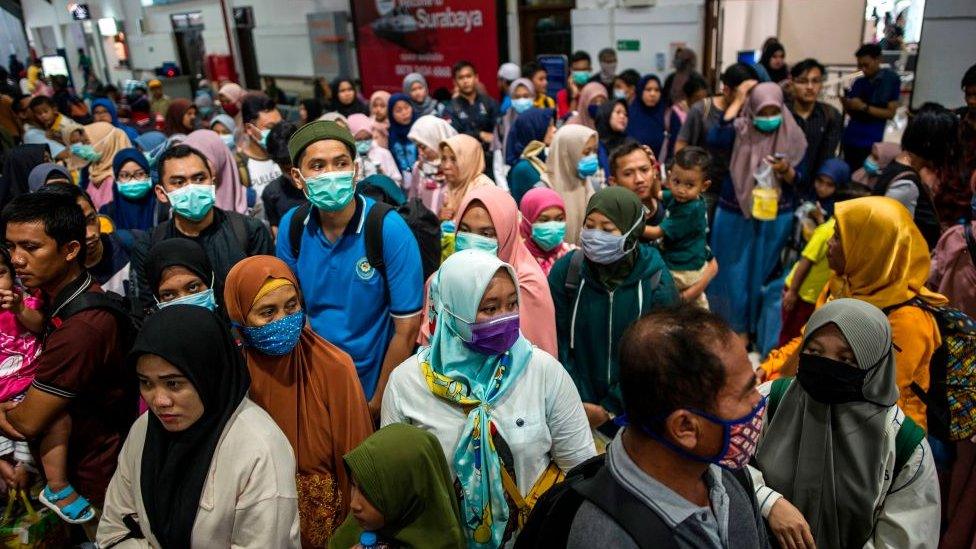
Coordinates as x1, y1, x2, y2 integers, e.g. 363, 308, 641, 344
584, 186, 646, 289
329, 424, 465, 549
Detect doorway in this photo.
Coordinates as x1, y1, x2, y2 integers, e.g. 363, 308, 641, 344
518, 2, 573, 60
171, 12, 206, 78
234, 7, 260, 90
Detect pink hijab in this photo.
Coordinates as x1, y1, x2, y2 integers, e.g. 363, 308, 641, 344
218, 83, 246, 105
458, 186, 557, 355
728, 82, 808, 217
183, 129, 248, 214
519, 187, 573, 274
369, 91, 391, 149
346, 113, 372, 138
566, 82, 609, 129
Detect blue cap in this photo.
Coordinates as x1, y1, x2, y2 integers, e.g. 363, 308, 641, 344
360, 531, 377, 546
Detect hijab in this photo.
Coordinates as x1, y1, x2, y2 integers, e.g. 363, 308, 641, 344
145, 238, 216, 303
163, 99, 195, 136
407, 115, 457, 154
422, 249, 534, 547
755, 298, 899, 548
224, 256, 372, 541
329, 424, 465, 549
668, 48, 697, 105
209, 114, 237, 136
402, 73, 437, 116
497, 78, 534, 154
626, 74, 666, 154
441, 134, 494, 220
27, 163, 70, 193
547, 124, 597, 245
329, 78, 369, 117
827, 196, 947, 309
218, 83, 245, 115
347, 113, 373, 140
595, 99, 629, 154
131, 305, 250, 549
585, 187, 646, 289
134, 131, 167, 154
505, 107, 553, 167
194, 92, 214, 120
457, 186, 557, 354
566, 82, 608, 129
110, 148, 157, 231
814, 158, 850, 217
300, 98, 323, 124
760, 41, 789, 83
851, 142, 900, 190
183, 129, 248, 214
728, 82, 808, 217
369, 90, 391, 147
91, 97, 139, 142
2, 144, 48, 204
85, 122, 133, 186
519, 187, 567, 261
387, 93, 418, 172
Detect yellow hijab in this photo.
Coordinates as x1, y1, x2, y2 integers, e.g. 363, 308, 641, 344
828, 197, 947, 310
85, 122, 132, 186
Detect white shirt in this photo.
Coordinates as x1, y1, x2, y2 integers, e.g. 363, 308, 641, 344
246, 157, 282, 222
382, 347, 596, 495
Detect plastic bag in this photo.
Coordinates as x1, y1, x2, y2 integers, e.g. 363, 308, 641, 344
751, 161, 780, 221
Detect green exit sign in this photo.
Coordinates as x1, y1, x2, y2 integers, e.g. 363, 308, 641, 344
617, 39, 640, 52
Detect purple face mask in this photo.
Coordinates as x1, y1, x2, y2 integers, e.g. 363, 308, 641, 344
464, 313, 520, 355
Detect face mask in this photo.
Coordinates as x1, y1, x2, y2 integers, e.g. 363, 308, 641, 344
167, 184, 216, 221
511, 97, 533, 114
258, 128, 271, 149
579, 215, 642, 265
577, 153, 599, 179
753, 114, 783, 133
301, 170, 356, 212
222, 102, 239, 117
220, 133, 236, 150
355, 139, 373, 155
531, 221, 566, 251
421, 160, 440, 176
449, 311, 520, 356
600, 62, 617, 77
862, 157, 880, 175
613, 89, 628, 100
237, 310, 305, 357
455, 232, 498, 255
572, 71, 590, 86
71, 143, 101, 162
158, 288, 216, 312
117, 179, 152, 200
797, 353, 872, 404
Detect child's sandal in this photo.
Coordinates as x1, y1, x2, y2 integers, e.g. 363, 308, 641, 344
38, 484, 94, 524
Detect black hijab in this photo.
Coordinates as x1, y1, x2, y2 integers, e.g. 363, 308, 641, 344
145, 238, 215, 301
131, 305, 250, 549
329, 77, 369, 117
595, 99, 629, 154
760, 41, 789, 83
1, 144, 48, 209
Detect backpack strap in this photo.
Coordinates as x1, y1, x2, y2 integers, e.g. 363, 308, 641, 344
363, 201, 395, 276
288, 203, 313, 259
564, 249, 585, 295
893, 415, 925, 478
767, 377, 793, 422
573, 463, 679, 548
150, 221, 169, 247
963, 221, 976, 266
225, 211, 249, 253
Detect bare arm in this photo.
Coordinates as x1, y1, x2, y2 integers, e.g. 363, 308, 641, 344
643, 225, 664, 240
369, 314, 422, 420
0, 289, 44, 333
681, 258, 718, 302
1, 388, 69, 440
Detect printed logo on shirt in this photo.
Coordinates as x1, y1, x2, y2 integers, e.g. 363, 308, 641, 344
356, 257, 376, 281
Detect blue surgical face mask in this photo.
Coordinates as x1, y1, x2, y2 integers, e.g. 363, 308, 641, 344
237, 310, 305, 356
158, 287, 217, 311
221, 133, 236, 150
258, 128, 271, 149
577, 153, 599, 179
455, 232, 499, 255
117, 179, 152, 200
302, 170, 356, 212
71, 143, 101, 162
572, 71, 591, 86
167, 184, 216, 221
613, 89, 628, 100
752, 114, 783, 133
531, 221, 566, 251
579, 215, 642, 264
862, 157, 880, 175
511, 97, 533, 114
355, 139, 373, 155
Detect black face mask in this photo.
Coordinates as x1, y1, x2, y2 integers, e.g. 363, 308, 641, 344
796, 353, 868, 404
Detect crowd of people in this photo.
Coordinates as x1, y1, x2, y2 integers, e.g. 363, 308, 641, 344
0, 38, 971, 549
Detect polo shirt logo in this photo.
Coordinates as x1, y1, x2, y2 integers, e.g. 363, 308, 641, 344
356, 257, 376, 281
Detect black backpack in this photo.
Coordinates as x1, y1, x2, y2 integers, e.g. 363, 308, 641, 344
47, 286, 142, 349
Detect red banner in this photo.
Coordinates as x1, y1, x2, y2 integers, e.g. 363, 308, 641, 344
353, 0, 500, 99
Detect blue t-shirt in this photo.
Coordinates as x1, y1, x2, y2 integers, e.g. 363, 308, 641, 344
842, 68, 901, 148
276, 195, 424, 399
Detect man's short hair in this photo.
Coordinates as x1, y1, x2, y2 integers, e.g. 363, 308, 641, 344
961, 63, 976, 89
855, 43, 882, 59
682, 71, 708, 98
720, 63, 759, 89
608, 139, 647, 178
619, 307, 732, 432
452, 60, 476, 78
156, 144, 213, 184
598, 47, 617, 59
570, 51, 591, 65
28, 95, 55, 110
902, 102, 959, 170
240, 93, 277, 125
36, 180, 96, 212
790, 58, 826, 80
267, 121, 299, 166
2, 192, 87, 266
616, 69, 640, 88
673, 146, 712, 175
522, 60, 546, 79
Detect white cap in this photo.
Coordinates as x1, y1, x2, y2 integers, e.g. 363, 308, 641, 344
497, 62, 520, 82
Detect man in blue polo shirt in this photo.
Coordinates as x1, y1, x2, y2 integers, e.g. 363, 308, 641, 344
840, 43, 901, 172
277, 121, 423, 419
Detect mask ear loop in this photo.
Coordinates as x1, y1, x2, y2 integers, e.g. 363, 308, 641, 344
860, 346, 895, 407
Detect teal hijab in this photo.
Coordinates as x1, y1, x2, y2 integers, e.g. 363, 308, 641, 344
421, 249, 534, 548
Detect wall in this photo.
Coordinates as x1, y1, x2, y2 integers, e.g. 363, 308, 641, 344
572, 0, 705, 78
778, 0, 865, 67
717, 0, 777, 71
912, 0, 976, 109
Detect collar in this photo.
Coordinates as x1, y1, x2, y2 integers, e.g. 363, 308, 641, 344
49, 271, 94, 318
309, 194, 367, 239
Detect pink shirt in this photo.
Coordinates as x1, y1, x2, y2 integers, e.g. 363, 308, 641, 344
0, 295, 42, 402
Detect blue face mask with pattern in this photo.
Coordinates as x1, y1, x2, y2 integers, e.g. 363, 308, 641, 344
237, 310, 305, 356
157, 288, 217, 311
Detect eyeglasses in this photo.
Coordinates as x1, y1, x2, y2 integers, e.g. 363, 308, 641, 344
118, 170, 148, 182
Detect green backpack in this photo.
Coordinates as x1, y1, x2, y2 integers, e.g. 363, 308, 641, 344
767, 377, 925, 475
